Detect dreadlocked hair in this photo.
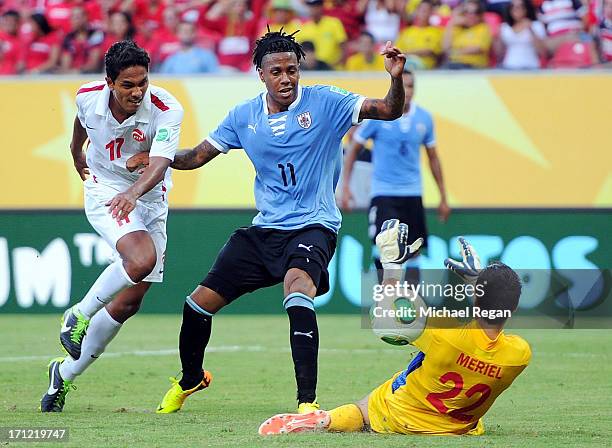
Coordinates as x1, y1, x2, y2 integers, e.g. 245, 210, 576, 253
252, 27, 306, 69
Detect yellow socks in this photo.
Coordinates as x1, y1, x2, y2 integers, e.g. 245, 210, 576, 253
328, 404, 365, 432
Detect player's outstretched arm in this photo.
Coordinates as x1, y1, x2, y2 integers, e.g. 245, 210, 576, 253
358, 41, 406, 121
70, 116, 89, 181
171, 139, 221, 170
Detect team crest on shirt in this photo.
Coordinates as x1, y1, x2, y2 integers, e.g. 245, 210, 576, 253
297, 112, 312, 129
132, 129, 146, 142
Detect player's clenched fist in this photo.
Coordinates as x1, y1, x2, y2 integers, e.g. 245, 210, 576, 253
380, 41, 406, 79
126, 151, 150, 174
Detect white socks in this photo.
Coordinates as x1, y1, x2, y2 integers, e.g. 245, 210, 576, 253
76, 260, 135, 319
59, 308, 122, 381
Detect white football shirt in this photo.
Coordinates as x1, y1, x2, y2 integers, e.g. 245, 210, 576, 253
75, 81, 183, 202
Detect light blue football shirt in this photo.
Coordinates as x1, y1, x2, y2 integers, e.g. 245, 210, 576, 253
207, 85, 365, 233
354, 103, 435, 198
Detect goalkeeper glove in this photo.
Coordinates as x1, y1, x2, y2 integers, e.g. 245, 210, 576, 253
375, 219, 424, 270
444, 237, 482, 284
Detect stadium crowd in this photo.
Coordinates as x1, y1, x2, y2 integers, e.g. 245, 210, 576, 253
0, 0, 610, 75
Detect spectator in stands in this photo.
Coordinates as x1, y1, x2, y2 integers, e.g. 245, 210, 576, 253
261, 0, 301, 35
496, 0, 547, 69
103, 12, 137, 55
201, 0, 260, 71
299, 0, 347, 67
325, 0, 368, 40
300, 40, 332, 70
0, 10, 21, 75
395, 0, 443, 69
442, 0, 493, 68
23, 13, 61, 74
364, 0, 402, 43
538, 0, 586, 54
160, 21, 219, 73
595, 0, 612, 62
45, 0, 104, 33
345, 30, 385, 70
59, 6, 105, 73
148, 6, 181, 66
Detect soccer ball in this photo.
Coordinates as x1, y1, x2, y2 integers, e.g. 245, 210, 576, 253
370, 296, 423, 346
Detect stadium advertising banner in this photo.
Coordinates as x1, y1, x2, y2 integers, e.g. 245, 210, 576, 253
0, 210, 609, 320
0, 72, 610, 209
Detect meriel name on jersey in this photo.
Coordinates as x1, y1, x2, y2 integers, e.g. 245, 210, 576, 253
75, 81, 184, 203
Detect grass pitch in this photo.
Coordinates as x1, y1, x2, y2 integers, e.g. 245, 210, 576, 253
1, 314, 610, 448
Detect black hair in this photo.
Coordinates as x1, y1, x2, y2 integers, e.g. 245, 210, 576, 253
504, 0, 537, 26
464, 0, 485, 14
301, 40, 315, 52
475, 262, 522, 325
110, 11, 136, 41
2, 9, 20, 19
105, 40, 150, 81
252, 27, 306, 69
360, 30, 375, 42
30, 13, 53, 36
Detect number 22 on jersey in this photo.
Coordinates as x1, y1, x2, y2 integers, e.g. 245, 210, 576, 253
426, 371, 492, 423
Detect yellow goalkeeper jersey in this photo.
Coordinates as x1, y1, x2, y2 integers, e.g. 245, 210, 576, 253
368, 321, 531, 435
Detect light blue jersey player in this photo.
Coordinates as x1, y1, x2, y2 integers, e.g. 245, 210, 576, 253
207, 84, 364, 233
143, 30, 411, 415
341, 69, 450, 276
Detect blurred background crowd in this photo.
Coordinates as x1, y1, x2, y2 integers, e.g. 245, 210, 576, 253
0, 0, 610, 75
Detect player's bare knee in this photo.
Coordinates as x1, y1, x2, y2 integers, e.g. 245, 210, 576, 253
106, 298, 142, 323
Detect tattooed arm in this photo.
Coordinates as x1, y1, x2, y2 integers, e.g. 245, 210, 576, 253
171, 139, 221, 170
126, 139, 221, 173
359, 41, 406, 121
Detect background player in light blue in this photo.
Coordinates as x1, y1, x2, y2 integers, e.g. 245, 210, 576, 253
129, 29, 409, 415
341, 69, 450, 279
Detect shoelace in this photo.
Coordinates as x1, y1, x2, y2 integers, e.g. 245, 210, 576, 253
70, 315, 90, 344
54, 381, 77, 408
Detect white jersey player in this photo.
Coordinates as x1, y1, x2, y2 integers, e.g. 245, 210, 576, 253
41, 40, 183, 412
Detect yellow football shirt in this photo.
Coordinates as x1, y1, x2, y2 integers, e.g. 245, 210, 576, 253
368, 321, 531, 435
448, 23, 492, 68
345, 53, 385, 71
297, 17, 347, 67
395, 26, 443, 69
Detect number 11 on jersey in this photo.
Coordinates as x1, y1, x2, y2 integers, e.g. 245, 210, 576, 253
278, 162, 296, 187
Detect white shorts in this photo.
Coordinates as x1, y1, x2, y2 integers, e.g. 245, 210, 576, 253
84, 180, 168, 283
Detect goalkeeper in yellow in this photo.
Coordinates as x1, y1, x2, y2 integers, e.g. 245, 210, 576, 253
259, 219, 531, 436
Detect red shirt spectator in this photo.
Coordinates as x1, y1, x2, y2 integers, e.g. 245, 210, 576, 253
147, 5, 181, 64
201, 0, 263, 71
102, 11, 138, 55
60, 6, 104, 73
45, 0, 103, 34
539, 0, 586, 36
0, 10, 21, 74
598, 0, 612, 60
23, 13, 61, 73
325, 0, 368, 40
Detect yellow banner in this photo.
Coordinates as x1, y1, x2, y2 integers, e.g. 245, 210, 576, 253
1, 73, 610, 208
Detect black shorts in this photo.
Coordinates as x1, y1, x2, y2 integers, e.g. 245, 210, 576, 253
201, 225, 337, 303
369, 196, 428, 248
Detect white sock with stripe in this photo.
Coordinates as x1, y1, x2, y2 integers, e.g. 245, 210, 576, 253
76, 260, 136, 319
59, 308, 122, 381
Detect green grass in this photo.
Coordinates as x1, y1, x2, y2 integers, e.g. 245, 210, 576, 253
1, 314, 610, 448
